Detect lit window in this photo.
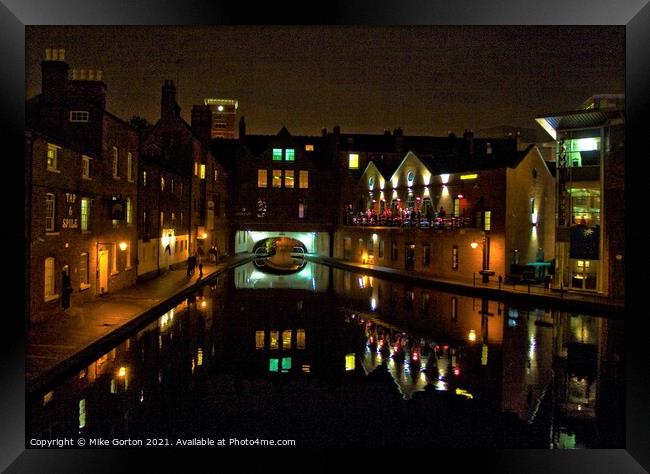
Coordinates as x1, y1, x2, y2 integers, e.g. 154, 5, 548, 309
270, 330, 279, 349
349, 153, 359, 169
45, 193, 56, 232
81, 155, 91, 179
407, 170, 415, 185
44, 257, 55, 298
214, 169, 218, 181
273, 148, 282, 161
272, 170, 282, 188
282, 330, 292, 349
143, 171, 147, 186
258, 169, 267, 188
285, 149, 295, 161
297, 329, 305, 349
171, 179, 174, 193
345, 353, 355, 371
70, 110, 89, 122
299, 170, 308, 189
160, 177, 165, 191
269, 359, 279, 372
284, 170, 294, 188
112, 147, 119, 178
305, 144, 314, 151
200, 164, 206, 179
484, 211, 492, 231
255, 331, 265, 350
126, 198, 133, 225
81, 197, 90, 231
79, 253, 89, 289
46, 144, 59, 171
127, 152, 133, 182
281, 357, 292, 373
194, 162, 198, 176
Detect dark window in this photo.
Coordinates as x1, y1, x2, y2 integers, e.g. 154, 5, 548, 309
391, 242, 398, 262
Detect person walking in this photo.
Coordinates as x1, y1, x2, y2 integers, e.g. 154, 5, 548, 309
198, 255, 203, 278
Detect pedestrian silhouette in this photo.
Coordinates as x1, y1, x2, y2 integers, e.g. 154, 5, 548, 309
198, 256, 203, 278
61, 270, 72, 309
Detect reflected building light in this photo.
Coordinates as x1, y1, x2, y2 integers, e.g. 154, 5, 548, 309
140, 389, 144, 403
191, 358, 195, 374
301, 364, 311, 373
79, 399, 86, 429
370, 298, 377, 311
110, 379, 117, 394
455, 388, 474, 399
197, 348, 203, 366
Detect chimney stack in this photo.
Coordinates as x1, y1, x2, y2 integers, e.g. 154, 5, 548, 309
41, 48, 69, 102
161, 80, 178, 119
238, 116, 246, 138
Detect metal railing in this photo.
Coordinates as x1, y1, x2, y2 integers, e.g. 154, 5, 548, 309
344, 215, 475, 230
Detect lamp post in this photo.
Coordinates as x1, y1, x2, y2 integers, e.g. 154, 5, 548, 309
471, 232, 493, 283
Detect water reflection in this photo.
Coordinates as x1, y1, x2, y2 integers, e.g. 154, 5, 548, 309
27, 263, 624, 448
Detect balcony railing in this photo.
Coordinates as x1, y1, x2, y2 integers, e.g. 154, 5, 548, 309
344, 214, 475, 230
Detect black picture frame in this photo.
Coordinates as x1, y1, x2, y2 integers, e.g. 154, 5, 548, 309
3, 0, 648, 471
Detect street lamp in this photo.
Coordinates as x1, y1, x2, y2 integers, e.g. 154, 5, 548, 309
470, 232, 493, 283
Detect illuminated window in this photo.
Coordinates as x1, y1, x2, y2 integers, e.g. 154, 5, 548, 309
484, 211, 492, 231
258, 169, 267, 188
272, 170, 282, 188
281, 357, 292, 372
46, 144, 59, 171
214, 169, 218, 181
142, 171, 147, 186
299, 170, 308, 188
81, 197, 90, 231
194, 162, 198, 176
284, 170, 294, 188
345, 353, 355, 371
45, 193, 55, 231
282, 330, 292, 349
112, 147, 119, 178
70, 110, 89, 122
200, 164, 206, 179
127, 152, 133, 181
44, 257, 55, 298
285, 149, 295, 161
270, 330, 279, 349
460, 173, 478, 180
348, 153, 359, 169
255, 331, 265, 350
160, 176, 165, 191
273, 148, 282, 161
297, 329, 305, 349
269, 358, 279, 372
305, 144, 314, 151
81, 155, 91, 179
407, 170, 415, 185
79, 253, 89, 289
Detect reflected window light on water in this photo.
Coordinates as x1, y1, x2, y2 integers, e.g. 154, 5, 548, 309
78, 399, 86, 429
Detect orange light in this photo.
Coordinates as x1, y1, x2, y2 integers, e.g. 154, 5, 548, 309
470, 241, 479, 249
119, 242, 128, 251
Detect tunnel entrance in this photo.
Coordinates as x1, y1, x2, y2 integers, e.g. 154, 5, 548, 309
252, 237, 308, 274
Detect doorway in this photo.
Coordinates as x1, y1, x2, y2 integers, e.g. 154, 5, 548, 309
98, 249, 109, 295
405, 243, 415, 271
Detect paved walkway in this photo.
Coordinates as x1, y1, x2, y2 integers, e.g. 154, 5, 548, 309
26, 254, 252, 394
307, 255, 625, 315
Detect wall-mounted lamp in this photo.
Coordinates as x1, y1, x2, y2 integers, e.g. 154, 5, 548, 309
119, 242, 128, 251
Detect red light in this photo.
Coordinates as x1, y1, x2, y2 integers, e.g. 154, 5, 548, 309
443, 345, 449, 350
412, 352, 419, 360
453, 367, 460, 376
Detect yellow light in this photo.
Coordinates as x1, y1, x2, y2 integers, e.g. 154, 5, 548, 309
423, 172, 431, 186
197, 348, 203, 366
118, 366, 127, 377
119, 242, 128, 251
202, 233, 208, 239
460, 174, 478, 180
423, 187, 430, 197
379, 178, 385, 190
200, 300, 207, 309
455, 388, 474, 399
468, 330, 477, 342
470, 241, 479, 249
345, 353, 355, 371
372, 233, 378, 241
440, 173, 450, 184
392, 176, 399, 188
305, 144, 314, 151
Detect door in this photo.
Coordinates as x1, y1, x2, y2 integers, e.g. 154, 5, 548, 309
98, 249, 109, 294
405, 243, 415, 271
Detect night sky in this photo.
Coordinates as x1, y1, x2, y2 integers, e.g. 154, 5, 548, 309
26, 26, 624, 137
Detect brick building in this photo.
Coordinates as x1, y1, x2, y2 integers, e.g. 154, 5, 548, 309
26, 49, 139, 324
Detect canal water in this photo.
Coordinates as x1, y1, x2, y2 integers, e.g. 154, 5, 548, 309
27, 262, 624, 448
